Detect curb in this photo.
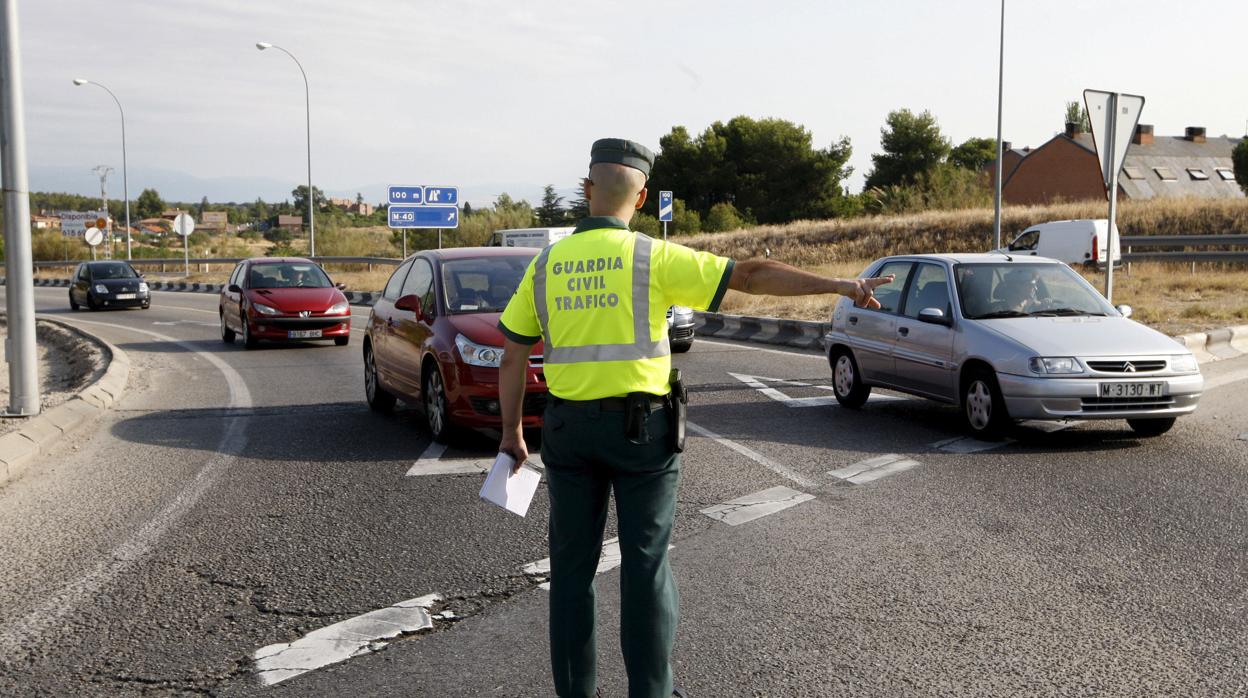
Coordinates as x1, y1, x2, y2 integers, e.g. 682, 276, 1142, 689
18, 277, 383, 307
697, 312, 1244, 365
0, 317, 130, 488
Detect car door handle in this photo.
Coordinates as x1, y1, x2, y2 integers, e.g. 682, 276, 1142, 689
848, 316, 858, 325
898, 326, 909, 337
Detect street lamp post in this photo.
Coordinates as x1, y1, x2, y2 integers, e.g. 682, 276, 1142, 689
73, 78, 131, 259
991, 0, 1005, 251
256, 41, 315, 257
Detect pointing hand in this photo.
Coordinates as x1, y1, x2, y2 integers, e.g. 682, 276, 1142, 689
848, 274, 894, 310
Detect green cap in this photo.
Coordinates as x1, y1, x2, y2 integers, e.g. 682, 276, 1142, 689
589, 138, 655, 179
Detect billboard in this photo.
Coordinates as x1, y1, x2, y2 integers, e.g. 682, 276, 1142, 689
59, 211, 108, 238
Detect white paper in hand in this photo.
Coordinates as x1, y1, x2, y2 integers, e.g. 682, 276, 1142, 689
479, 452, 541, 517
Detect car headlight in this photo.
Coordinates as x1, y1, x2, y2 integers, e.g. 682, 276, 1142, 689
327, 301, 349, 315
252, 302, 281, 316
455, 333, 503, 368
1028, 357, 1083, 374
1169, 354, 1199, 373
93, 284, 108, 294
138, 282, 149, 293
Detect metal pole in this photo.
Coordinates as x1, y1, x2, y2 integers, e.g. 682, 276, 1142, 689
438, 228, 442, 249
663, 221, 668, 241
257, 43, 314, 257
183, 229, 189, 277
1104, 93, 1119, 303
88, 84, 130, 259
991, 0, 1005, 250
402, 229, 407, 259
1, 0, 41, 415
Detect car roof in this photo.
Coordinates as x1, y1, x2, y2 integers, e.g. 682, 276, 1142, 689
84, 260, 133, 266
415, 246, 539, 262
879, 252, 1065, 266
246, 257, 315, 265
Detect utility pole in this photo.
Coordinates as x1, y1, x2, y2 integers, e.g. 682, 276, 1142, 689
92, 165, 113, 259
1, 0, 41, 415
991, 0, 1006, 250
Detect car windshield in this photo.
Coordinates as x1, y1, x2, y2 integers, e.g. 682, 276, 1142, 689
954, 263, 1115, 320
248, 263, 331, 289
441, 255, 534, 314
89, 262, 138, 279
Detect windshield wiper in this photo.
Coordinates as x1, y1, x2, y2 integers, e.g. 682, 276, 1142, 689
970, 310, 1029, 319
1027, 308, 1106, 317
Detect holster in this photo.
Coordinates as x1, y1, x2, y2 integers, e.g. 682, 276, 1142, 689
668, 368, 687, 453
624, 393, 653, 445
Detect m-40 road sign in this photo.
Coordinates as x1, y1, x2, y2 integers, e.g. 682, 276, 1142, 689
389, 205, 459, 229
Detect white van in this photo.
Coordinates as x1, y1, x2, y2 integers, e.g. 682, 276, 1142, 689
487, 227, 574, 249
999, 219, 1122, 267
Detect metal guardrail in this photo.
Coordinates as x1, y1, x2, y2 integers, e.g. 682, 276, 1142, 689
1121, 234, 1248, 263
31, 255, 404, 269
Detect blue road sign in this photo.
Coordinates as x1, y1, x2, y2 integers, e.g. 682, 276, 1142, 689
388, 186, 424, 205
659, 191, 673, 222
423, 186, 458, 205
389, 205, 460, 229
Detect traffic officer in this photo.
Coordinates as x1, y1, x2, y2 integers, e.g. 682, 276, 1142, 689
496, 138, 892, 698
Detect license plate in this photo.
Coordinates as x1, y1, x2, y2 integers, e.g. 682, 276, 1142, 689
288, 329, 322, 339
1099, 382, 1164, 398
115, 293, 137, 300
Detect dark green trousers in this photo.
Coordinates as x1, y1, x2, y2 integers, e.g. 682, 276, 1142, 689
541, 398, 680, 698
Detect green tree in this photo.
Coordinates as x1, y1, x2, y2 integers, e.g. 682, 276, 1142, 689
703, 202, 745, 232
630, 211, 660, 236
197, 195, 209, 219
135, 188, 164, 219
253, 197, 270, 222
566, 188, 590, 221
864, 109, 951, 190
648, 117, 854, 224
1232, 140, 1248, 195
535, 184, 568, 226
291, 185, 327, 215
1064, 100, 1091, 132
949, 137, 998, 171
670, 199, 700, 235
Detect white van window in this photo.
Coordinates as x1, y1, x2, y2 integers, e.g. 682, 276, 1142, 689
1009, 230, 1039, 252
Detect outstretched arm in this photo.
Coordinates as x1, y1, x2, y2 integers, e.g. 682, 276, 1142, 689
727, 259, 894, 309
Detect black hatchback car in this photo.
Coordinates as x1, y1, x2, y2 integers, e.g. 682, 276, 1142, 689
69, 260, 150, 310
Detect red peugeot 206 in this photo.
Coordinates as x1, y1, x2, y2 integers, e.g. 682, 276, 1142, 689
363, 247, 546, 443
219, 257, 352, 348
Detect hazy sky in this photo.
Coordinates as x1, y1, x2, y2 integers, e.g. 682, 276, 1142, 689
18, 0, 1248, 206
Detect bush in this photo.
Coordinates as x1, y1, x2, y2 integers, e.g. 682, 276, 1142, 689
630, 212, 660, 236
704, 202, 746, 232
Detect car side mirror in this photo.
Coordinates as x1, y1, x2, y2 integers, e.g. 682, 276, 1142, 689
1116, 304, 1132, 319
918, 307, 951, 326
228, 284, 242, 293
395, 293, 423, 317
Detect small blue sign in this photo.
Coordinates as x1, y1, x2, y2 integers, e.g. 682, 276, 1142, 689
423, 186, 458, 205
388, 186, 424, 205
658, 191, 673, 222
389, 205, 460, 229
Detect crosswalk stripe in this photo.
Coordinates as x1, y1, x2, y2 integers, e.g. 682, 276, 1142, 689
827, 454, 920, 484
406, 442, 543, 476
700, 485, 815, 526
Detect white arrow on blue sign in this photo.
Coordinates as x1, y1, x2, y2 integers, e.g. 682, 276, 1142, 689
659, 191, 673, 222
389, 205, 460, 229
424, 186, 458, 205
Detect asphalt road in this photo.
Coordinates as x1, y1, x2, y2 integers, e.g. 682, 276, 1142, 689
0, 285, 1245, 697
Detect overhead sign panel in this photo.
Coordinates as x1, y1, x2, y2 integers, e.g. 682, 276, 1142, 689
659, 191, 673, 222
389, 205, 459, 229
59, 210, 107, 237
1084, 89, 1145, 191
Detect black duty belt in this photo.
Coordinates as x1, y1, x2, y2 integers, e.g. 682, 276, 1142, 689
552, 394, 668, 412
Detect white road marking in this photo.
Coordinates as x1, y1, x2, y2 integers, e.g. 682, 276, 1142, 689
406, 441, 543, 476
701, 485, 815, 526
1238, 432, 1247, 441
0, 319, 253, 660
930, 436, 1012, 454
827, 454, 920, 484
686, 420, 819, 489
253, 593, 441, 686
698, 338, 825, 359
522, 537, 673, 591
1204, 366, 1248, 392
728, 372, 905, 408
152, 320, 217, 327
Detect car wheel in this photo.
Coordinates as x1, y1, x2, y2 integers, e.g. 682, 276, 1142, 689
363, 342, 396, 413
424, 366, 454, 444
141, 301, 150, 310
220, 310, 236, 343
86, 294, 98, 311
241, 313, 259, 349
1127, 417, 1176, 437
334, 336, 350, 347
69, 293, 79, 311
831, 347, 871, 408
962, 367, 1011, 439
671, 340, 693, 354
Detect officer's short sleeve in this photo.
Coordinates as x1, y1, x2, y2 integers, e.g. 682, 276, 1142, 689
652, 239, 734, 313
498, 259, 542, 345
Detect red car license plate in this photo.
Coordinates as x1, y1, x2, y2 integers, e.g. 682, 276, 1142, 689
288, 329, 322, 339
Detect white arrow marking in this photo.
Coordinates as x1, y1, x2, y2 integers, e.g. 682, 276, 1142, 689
406, 441, 543, 476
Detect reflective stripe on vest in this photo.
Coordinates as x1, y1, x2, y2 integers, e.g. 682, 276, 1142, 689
532, 233, 671, 365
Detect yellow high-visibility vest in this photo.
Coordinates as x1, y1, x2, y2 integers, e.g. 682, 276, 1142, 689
499, 216, 733, 400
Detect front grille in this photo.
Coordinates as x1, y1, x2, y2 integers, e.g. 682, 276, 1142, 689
470, 392, 547, 416
1087, 360, 1167, 373
1081, 396, 1176, 412
257, 317, 345, 330
671, 327, 695, 341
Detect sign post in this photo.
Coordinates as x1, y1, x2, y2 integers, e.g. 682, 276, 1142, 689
84, 226, 104, 260
658, 190, 673, 240
173, 211, 195, 277
1084, 89, 1144, 303
387, 185, 459, 252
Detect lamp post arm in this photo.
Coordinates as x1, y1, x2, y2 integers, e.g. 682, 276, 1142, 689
88, 82, 131, 259
271, 45, 314, 257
